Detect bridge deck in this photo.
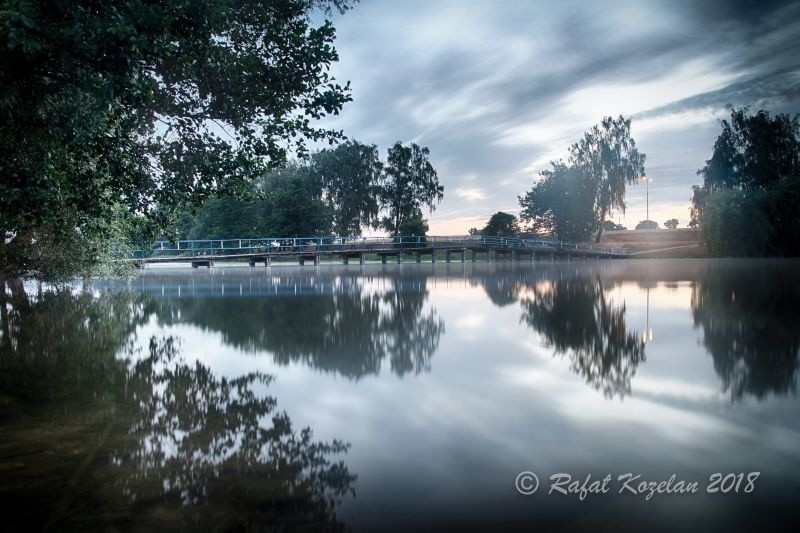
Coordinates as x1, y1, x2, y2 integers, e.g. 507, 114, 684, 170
117, 236, 628, 266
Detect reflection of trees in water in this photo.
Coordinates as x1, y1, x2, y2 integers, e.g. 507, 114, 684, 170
0, 289, 355, 530
692, 266, 800, 400
113, 336, 355, 529
154, 277, 445, 379
519, 278, 645, 398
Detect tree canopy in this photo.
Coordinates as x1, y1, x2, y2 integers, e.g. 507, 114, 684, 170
309, 140, 383, 236
570, 115, 646, 242
635, 220, 659, 230
519, 116, 645, 243
379, 142, 443, 235
1, 0, 354, 280
481, 211, 519, 237
519, 161, 598, 242
691, 106, 800, 256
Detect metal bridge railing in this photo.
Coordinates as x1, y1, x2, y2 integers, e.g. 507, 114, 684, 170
112, 235, 622, 260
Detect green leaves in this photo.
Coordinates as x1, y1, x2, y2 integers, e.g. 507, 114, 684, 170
692, 107, 800, 256
519, 116, 645, 243
1, 0, 354, 279
379, 142, 443, 235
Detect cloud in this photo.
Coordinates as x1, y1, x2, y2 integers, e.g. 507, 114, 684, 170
453, 187, 489, 202
321, 0, 800, 234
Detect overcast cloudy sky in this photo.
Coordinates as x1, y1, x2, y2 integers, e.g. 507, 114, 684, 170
320, 0, 800, 233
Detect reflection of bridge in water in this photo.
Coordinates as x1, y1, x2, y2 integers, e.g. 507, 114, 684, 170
117, 235, 628, 268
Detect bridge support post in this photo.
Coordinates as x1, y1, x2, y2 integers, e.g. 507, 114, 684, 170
446, 251, 451, 263
461, 248, 466, 262
360, 253, 365, 265
550, 253, 554, 262
249, 258, 256, 267
431, 250, 436, 263
530, 251, 535, 262
511, 250, 517, 261
416, 252, 421, 263
265, 256, 272, 267
314, 255, 320, 266
381, 255, 387, 264
397, 253, 402, 264
299, 258, 305, 266
471, 250, 477, 262
343, 256, 349, 265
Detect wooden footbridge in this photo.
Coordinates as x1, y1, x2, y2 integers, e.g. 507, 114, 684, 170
116, 235, 628, 268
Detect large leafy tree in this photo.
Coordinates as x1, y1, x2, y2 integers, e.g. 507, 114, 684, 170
518, 116, 644, 243
260, 166, 334, 236
691, 107, 800, 256
519, 162, 598, 241
309, 140, 383, 236
569, 115, 646, 242
695, 106, 800, 192
0, 0, 353, 280
379, 142, 443, 235
481, 211, 519, 237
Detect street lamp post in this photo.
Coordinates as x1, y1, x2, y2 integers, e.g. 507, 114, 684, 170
642, 175, 651, 227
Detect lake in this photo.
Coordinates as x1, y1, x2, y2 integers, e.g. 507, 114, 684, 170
1, 259, 798, 531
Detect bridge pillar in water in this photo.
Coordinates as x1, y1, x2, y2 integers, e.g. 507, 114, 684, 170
511, 250, 517, 261
265, 256, 272, 267
249, 258, 256, 267
471, 250, 477, 262
461, 248, 466, 262
530, 251, 535, 262
360, 253, 365, 265
416, 252, 422, 263
299, 257, 305, 266
445, 251, 451, 263
314, 255, 320, 266
431, 250, 436, 263
397, 253, 402, 264
343, 256, 349, 265
381, 255, 387, 264
550, 253, 554, 261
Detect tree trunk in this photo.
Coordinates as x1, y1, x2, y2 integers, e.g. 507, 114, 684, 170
595, 211, 606, 243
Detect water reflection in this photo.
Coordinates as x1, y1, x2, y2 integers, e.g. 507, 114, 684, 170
519, 277, 646, 398
0, 288, 355, 531
691, 262, 800, 400
144, 273, 445, 379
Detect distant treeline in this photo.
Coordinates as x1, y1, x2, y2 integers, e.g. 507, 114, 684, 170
169, 140, 443, 240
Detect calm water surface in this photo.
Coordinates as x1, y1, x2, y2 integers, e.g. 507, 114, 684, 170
1, 259, 799, 531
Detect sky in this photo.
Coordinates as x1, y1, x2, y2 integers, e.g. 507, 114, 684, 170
317, 0, 800, 234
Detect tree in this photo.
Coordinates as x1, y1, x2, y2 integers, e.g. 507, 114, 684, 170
260, 167, 333, 237
482, 212, 519, 237
691, 107, 800, 256
664, 218, 679, 229
398, 215, 429, 237
0, 0, 354, 281
468, 227, 482, 236
602, 220, 626, 231
310, 140, 384, 236
696, 106, 800, 192
519, 161, 598, 241
379, 142, 443, 235
568, 116, 646, 242
635, 220, 659, 230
